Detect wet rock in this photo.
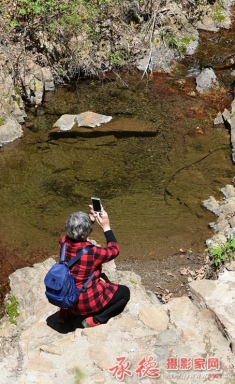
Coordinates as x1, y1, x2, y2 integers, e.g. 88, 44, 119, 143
196, 68, 220, 94
202, 195, 222, 215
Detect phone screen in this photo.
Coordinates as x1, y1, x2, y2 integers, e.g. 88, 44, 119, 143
91, 197, 102, 212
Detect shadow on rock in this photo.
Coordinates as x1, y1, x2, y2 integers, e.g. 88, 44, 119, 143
46, 312, 85, 334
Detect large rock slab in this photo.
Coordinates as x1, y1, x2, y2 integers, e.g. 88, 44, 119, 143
189, 270, 235, 345
51, 112, 157, 136
53, 111, 112, 131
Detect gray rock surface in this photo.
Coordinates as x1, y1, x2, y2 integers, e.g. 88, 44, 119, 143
0, 116, 23, 144
0, 258, 235, 383
196, 68, 220, 94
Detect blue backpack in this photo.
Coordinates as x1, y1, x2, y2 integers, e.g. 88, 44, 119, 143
44, 242, 94, 309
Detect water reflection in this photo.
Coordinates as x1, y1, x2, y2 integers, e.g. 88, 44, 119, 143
0, 72, 233, 263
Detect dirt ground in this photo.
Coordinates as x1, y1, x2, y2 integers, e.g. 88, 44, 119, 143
116, 250, 215, 303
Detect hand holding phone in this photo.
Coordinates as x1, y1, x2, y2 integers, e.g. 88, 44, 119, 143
90, 197, 110, 231
91, 197, 102, 212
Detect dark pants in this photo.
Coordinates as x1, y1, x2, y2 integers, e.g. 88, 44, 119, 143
93, 284, 130, 324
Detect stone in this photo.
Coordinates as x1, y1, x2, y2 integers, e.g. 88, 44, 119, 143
225, 261, 235, 271
196, 68, 220, 94
221, 184, 235, 198
214, 111, 224, 125
189, 270, 235, 344
41, 68, 55, 92
205, 233, 227, 249
53, 114, 76, 131
0, 117, 23, 144
75, 111, 112, 128
228, 216, 235, 227
29, 76, 44, 105
209, 219, 230, 233
222, 108, 231, 123
139, 306, 169, 331
223, 200, 235, 214
202, 195, 222, 215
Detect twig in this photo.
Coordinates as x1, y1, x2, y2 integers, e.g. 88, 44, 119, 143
140, 10, 157, 80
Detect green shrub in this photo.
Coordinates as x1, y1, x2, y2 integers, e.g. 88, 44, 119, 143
214, 4, 225, 22
5, 295, 20, 325
209, 237, 235, 267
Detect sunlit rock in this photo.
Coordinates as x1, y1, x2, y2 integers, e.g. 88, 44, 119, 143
41, 68, 55, 92
51, 113, 157, 136
53, 112, 112, 131
53, 114, 77, 131
74, 111, 112, 128
196, 68, 220, 94
0, 117, 23, 144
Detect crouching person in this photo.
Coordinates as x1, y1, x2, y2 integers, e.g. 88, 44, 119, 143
57, 206, 130, 327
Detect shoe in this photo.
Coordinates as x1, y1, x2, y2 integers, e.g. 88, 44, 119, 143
82, 316, 100, 328
57, 309, 72, 324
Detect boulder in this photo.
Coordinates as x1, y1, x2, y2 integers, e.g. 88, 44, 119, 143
0, 117, 23, 144
196, 68, 220, 94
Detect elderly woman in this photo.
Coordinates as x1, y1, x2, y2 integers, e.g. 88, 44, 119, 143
57, 206, 130, 327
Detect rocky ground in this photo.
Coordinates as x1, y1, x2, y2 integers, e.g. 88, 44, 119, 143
1, 256, 235, 384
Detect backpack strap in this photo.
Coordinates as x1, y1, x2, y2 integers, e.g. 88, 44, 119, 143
67, 245, 93, 268
60, 241, 67, 262
79, 271, 96, 293
60, 242, 93, 267
60, 243, 95, 291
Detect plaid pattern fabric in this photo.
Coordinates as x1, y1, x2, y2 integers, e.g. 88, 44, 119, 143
59, 230, 119, 315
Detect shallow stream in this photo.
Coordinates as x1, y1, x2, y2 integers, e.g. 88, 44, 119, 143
1, 27, 235, 272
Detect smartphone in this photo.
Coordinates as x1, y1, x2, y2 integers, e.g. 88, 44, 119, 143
91, 197, 102, 212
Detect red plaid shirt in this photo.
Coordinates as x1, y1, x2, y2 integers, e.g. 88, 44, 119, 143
59, 230, 119, 315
